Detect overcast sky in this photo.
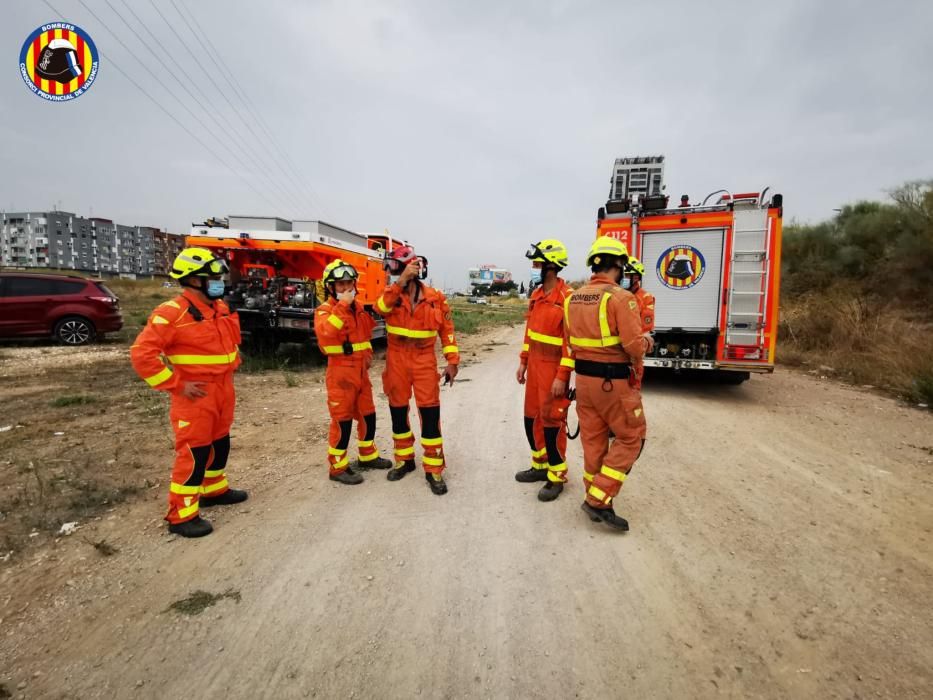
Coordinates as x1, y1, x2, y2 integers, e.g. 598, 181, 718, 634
3, 0, 932, 288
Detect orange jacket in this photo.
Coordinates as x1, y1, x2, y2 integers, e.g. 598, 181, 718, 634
565, 273, 647, 364
520, 278, 574, 381
314, 297, 375, 365
633, 287, 656, 333
130, 289, 241, 391
375, 281, 460, 365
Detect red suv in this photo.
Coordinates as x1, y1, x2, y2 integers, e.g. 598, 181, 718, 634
0, 272, 123, 345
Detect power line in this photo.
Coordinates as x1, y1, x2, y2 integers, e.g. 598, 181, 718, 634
175, 0, 328, 217
104, 0, 306, 215
40, 0, 286, 215
150, 0, 317, 216
75, 0, 300, 214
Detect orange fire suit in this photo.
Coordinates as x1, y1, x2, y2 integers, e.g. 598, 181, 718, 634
130, 290, 241, 524
520, 278, 574, 483
376, 281, 459, 474
314, 297, 384, 475
631, 286, 656, 390
565, 274, 649, 511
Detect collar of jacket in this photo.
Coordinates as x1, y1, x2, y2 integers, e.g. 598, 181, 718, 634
181, 287, 219, 318
532, 277, 568, 303
588, 273, 620, 287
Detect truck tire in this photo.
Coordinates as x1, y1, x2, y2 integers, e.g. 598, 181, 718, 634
54, 316, 96, 346
717, 370, 749, 385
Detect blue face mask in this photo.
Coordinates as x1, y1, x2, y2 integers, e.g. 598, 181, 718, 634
206, 279, 226, 299
621, 277, 632, 290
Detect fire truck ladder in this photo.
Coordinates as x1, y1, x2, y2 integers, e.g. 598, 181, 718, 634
724, 210, 772, 358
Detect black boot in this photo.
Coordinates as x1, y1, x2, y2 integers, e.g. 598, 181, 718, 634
330, 467, 364, 485
426, 473, 448, 496
200, 488, 249, 507
386, 460, 416, 481
355, 456, 393, 470
538, 481, 564, 502
581, 502, 629, 531
515, 467, 549, 483
168, 516, 213, 538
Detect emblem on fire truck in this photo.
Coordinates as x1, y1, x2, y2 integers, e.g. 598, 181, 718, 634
657, 245, 705, 290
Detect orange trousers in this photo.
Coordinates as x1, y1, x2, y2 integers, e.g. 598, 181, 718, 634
382, 345, 445, 473
523, 355, 568, 482
166, 372, 235, 524
574, 374, 646, 510
325, 360, 380, 475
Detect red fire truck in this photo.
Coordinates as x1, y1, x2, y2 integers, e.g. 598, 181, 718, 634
597, 169, 783, 384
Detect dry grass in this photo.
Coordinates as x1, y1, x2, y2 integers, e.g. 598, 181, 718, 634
779, 289, 933, 404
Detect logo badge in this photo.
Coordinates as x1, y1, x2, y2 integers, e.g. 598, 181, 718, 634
657, 245, 706, 289
19, 23, 99, 101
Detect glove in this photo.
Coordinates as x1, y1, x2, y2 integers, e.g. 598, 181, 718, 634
337, 289, 356, 304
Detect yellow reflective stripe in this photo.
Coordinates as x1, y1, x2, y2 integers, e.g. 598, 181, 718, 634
570, 336, 604, 348
583, 472, 594, 482
327, 314, 344, 330
177, 502, 199, 519
528, 330, 563, 346
588, 485, 610, 503
201, 478, 229, 495
421, 437, 443, 446
531, 447, 547, 458
395, 446, 415, 456
169, 482, 200, 495
152, 314, 170, 325
377, 296, 392, 314
161, 300, 182, 309
393, 431, 413, 440
167, 350, 238, 365
549, 462, 568, 472
442, 345, 459, 354
332, 455, 349, 469
560, 357, 575, 368
563, 294, 572, 327
521, 343, 530, 352
600, 465, 628, 483
386, 325, 437, 339
321, 341, 372, 355
328, 446, 347, 456
423, 456, 445, 466
204, 469, 224, 479
358, 439, 374, 448
144, 366, 174, 387
597, 293, 618, 346
358, 452, 378, 462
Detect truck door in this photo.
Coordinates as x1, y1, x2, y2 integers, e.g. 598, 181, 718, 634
639, 228, 725, 330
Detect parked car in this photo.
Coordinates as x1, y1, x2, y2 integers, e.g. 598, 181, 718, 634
0, 271, 123, 345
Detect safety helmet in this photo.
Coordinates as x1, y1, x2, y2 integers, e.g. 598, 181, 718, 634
383, 244, 417, 275
323, 259, 359, 285
169, 247, 229, 280
586, 237, 629, 267
626, 258, 646, 277
36, 38, 83, 83
525, 239, 568, 269
666, 254, 695, 280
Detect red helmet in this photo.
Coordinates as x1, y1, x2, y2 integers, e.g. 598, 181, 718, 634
384, 245, 417, 275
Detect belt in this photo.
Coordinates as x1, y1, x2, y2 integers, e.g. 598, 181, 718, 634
574, 359, 631, 379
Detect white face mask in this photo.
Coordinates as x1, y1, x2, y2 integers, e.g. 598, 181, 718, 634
621, 277, 632, 290
336, 289, 356, 303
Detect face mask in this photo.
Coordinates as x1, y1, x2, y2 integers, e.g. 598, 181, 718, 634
621, 277, 632, 290
336, 289, 356, 303
206, 279, 226, 299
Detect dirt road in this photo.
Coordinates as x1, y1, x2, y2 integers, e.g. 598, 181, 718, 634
2, 326, 933, 699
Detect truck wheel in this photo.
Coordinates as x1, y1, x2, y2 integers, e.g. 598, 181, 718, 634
54, 316, 96, 345
717, 371, 749, 385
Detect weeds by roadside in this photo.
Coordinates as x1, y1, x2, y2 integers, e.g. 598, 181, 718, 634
50, 394, 97, 408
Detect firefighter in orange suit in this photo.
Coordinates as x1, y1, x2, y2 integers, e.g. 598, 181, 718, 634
376, 245, 459, 496
314, 259, 393, 485
565, 237, 653, 531
514, 239, 574, 501
130, 248, 248, 538
624, 258, 656, 390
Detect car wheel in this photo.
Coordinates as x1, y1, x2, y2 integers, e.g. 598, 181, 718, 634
54, 316, 95, 345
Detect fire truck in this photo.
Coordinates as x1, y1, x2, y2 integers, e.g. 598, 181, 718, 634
597, 157, 783, 383
186, 216, 404, 349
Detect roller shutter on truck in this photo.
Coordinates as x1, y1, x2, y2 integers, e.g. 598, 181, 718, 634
639, 228, 725, 330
